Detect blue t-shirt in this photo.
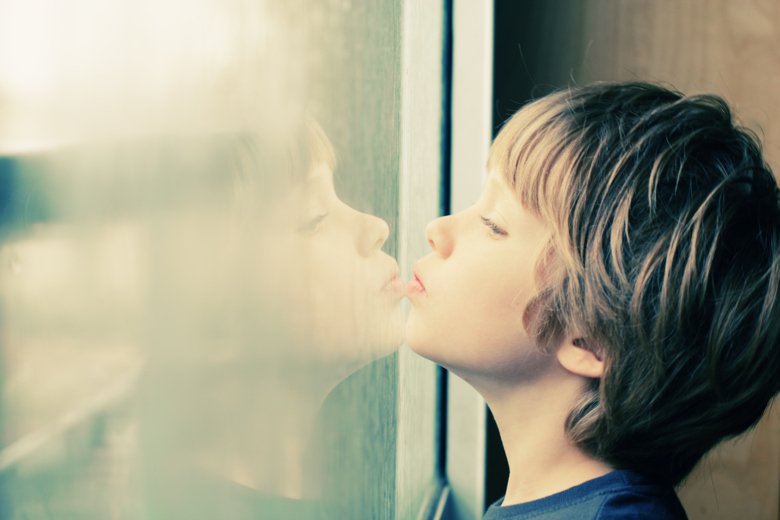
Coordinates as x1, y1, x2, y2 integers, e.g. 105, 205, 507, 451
483, 470, 687, 519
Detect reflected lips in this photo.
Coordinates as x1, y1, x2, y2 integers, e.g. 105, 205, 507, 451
407, 272, 426, 297
382, 271, 405, 296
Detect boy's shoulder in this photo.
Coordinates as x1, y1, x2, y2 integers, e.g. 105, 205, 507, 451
483, 470, 687, 520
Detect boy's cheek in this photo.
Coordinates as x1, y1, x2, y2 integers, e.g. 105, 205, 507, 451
405, 297, 532, 372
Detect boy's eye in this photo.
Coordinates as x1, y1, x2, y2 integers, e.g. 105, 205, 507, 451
297, 213, 328, 235
481, 216, 508, 237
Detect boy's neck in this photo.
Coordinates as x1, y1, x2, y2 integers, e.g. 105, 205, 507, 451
479, 368, 613, 506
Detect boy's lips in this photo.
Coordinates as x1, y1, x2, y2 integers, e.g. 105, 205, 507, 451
407, 271, 427, 296
381, 265, 405, 297
382, 272, 404, 295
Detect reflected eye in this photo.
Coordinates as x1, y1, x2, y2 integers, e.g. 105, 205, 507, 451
481, 216, 508, 237
298, 213, 328, 235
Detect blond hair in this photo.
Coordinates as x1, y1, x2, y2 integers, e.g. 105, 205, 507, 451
489, 82, 780, 485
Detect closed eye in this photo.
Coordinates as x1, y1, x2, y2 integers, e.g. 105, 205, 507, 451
481, 216, 508, 237
298, 213, 328, 235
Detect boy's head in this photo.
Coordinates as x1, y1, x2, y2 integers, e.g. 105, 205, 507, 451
488, 81, 780, 485
228, 119, 404, 362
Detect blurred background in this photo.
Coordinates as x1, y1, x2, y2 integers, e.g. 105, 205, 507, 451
0, 1, 777, 519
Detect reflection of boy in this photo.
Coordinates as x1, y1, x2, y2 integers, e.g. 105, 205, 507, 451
420, 82, 780, 519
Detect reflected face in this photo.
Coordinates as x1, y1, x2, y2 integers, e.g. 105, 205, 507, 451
406, 171, 555, 384
269, 162, 405, 365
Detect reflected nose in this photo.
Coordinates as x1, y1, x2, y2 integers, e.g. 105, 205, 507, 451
425, 215, 454, 258
357, 211, 390, 256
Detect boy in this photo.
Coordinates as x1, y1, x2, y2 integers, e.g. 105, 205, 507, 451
405, 82, 780, 519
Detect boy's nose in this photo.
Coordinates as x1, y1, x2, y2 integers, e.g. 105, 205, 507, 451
357, 212, 390, 256
425, 215, 454, 258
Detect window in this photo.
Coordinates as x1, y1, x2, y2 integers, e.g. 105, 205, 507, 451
0, 1, 448, 518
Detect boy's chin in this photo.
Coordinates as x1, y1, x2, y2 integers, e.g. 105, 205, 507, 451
404, 313, 456, 360
404, 333, 451, 368
404, 314, 472, 370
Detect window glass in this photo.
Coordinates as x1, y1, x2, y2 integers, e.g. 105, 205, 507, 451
0, 1, 442, 518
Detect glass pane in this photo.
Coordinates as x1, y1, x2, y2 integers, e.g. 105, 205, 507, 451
0, 1, 442, 518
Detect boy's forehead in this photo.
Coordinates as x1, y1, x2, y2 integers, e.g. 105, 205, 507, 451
484, 168, 543, 220
304, 161, 334, 184
484, 169, 519, 200
481, 167, 490, 185
480, 172, 517, 216
482, 169, 503, 190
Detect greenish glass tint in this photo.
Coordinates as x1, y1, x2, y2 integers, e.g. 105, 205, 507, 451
0, 0, 444, 518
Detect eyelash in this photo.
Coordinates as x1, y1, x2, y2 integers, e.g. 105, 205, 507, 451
298, 213, 328, 235
481, 216, 508, 237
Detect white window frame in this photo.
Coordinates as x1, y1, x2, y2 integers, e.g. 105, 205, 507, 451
444, 1, 494, 519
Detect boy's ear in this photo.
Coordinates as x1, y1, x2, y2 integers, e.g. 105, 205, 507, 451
556, 337, 605, 379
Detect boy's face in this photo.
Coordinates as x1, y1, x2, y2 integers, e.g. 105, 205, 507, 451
265, 162, 406, 364
406, 171, 556, 384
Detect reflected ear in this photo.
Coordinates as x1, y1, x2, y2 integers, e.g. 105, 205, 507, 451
556, 338, 605, 379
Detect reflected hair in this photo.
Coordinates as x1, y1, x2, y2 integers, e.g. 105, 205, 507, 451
229, 119, 337, 204
489, 82, 780, 486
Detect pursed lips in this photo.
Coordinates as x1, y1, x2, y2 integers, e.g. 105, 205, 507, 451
381, 262, 405, 295
382, 270, 400, 289
407, 269, 427, 296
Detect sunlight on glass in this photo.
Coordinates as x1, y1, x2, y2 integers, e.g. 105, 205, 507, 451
0, 0, 413, 518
